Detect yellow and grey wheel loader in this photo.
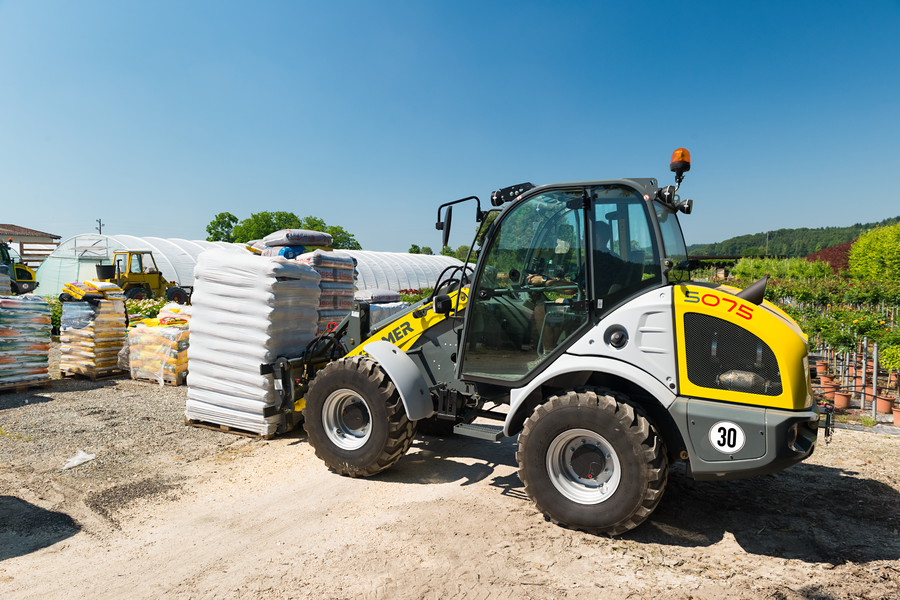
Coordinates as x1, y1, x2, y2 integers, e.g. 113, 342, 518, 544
0, 239, 39, 294
94, 250, 190, 303
261, 149, 824, 535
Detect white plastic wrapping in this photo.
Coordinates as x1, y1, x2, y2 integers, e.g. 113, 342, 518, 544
185, 248, 322, 436
0, 295, 51, 386
59, 300, 127, 376
262, 229, 332, 248
369, 301, 413, 326
126, 325, 189, 385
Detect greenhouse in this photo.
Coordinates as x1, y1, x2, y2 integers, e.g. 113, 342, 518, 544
35, 235, 465, 296
341, 250, 463, 291
35, 234, 233, 296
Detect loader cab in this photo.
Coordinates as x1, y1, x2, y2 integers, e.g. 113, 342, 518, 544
458, 180, 686, 384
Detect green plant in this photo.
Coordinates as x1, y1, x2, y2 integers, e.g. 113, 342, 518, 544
860, 415, 876, 427
44, 296, 62, 331
125, 297, 168, 319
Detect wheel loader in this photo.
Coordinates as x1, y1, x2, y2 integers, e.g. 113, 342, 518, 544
0, 239, 39, 294
261, 149, 825, 535
93, 250, 190, 303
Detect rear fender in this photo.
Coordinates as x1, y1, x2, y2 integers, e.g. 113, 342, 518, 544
363, 341, 435, 421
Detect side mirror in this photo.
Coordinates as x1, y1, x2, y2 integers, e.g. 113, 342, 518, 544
433, 294, 452, 314
438, 206, 453, 249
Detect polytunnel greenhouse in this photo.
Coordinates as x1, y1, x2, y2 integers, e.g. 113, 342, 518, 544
35, 234, 234, 296
340, 251, 463, 291
35, 235, 465, 296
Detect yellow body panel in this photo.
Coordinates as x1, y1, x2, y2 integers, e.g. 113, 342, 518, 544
346, 288, 470, 357
674, 284, 812, 410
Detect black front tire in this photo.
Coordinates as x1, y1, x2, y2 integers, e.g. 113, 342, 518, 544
125, 287, 148, 300
165, 286, 188, 304
304, 355, 416, 477
517, 388, 668, 535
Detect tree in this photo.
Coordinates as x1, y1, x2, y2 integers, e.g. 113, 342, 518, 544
231, 211, 300, 243
454, 245, 471, 261
408, 244, 421, 254
420, 246, 433, 255
850, 223, 900, 283
297, 216, 362, 250
215, 211, 362, 250
440, 246, 455, 257
206, 212, 239, 243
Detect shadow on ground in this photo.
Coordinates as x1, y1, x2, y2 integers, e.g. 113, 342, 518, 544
628, 462, 900, 564
0, 496, 80, 561
374, 433, 900, 565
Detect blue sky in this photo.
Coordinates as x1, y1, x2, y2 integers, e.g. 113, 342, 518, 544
1, 1, 898, 252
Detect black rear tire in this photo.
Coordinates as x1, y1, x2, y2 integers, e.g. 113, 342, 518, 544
517, 388, 668, 535
125, 287, 147, 300
304, 355, 416, 477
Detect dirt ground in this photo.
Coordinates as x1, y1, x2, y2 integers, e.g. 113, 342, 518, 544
2, 374, 900, 599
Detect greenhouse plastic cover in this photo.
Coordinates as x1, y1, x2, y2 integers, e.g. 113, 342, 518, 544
37, 235, 465, 296
338, 251, 463, 291
35, 234, 235, 296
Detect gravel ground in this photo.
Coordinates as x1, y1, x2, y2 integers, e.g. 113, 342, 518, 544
2, 343, 900, 599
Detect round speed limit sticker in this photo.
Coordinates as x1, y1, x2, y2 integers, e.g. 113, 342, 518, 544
708, 421, 746, 454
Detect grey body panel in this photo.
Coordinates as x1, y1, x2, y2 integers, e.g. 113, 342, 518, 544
669, 397, 818, 480
567, 287, 678, 396
363, 340, 435, 421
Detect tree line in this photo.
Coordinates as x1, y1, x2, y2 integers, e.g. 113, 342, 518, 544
206, 211, 361, 249
688, 215, 900, 257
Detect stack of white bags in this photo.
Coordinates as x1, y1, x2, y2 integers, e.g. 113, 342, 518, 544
186, 247, 321, 436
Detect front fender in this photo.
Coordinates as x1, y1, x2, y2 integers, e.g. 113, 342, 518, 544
506, 354, 677, 436
363, 340, 435, 421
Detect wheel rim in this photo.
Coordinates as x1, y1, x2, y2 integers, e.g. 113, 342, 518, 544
322, 389, 372, 450
546, 428, 622, 505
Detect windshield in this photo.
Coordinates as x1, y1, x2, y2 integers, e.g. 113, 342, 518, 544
654, 201, 689, 281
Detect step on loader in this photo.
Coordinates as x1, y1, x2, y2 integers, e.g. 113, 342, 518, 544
262, 149, 825, 534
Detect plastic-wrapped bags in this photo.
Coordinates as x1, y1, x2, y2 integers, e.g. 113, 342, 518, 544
369, 301, 413, 326
262, 229, 332, 248
295, 251, 358, 334
0, 295, 52, 387
126, 324, 190, 386
0, 265, 10, 295
355, 288, 402, 303
59, 300, 127, 376
186, 248, 322, 436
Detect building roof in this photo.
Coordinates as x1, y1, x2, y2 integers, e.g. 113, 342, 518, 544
0, 224, 60, 239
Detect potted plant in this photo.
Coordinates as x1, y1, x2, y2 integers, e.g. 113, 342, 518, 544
879, 345, 900, 425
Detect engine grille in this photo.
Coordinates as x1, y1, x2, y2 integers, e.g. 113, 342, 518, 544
684, 313, 782, 396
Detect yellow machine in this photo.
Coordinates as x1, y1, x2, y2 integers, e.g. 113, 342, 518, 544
0, 239, 39, 294
261, 149, 824, 535
94, 250, 190, 303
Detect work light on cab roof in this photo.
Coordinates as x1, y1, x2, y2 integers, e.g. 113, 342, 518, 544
656, 147, 694, 215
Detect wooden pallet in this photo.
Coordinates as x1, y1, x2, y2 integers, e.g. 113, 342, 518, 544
131, 372, 187, 386
184, 417, 277, 440
0, 379, 52, 394
60, 367, 128, 381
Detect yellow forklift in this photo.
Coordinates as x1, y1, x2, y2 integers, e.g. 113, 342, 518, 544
0, 239, 39, 294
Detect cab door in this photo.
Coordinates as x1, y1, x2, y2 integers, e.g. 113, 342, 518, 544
458, 189, 591, 383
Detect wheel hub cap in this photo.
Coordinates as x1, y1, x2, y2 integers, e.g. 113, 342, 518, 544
546, 428, 622, 504
322, 390, 372, 450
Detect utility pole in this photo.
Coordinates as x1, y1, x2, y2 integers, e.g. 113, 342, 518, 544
766, 231, 769, 256
96, 219, 104, 235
